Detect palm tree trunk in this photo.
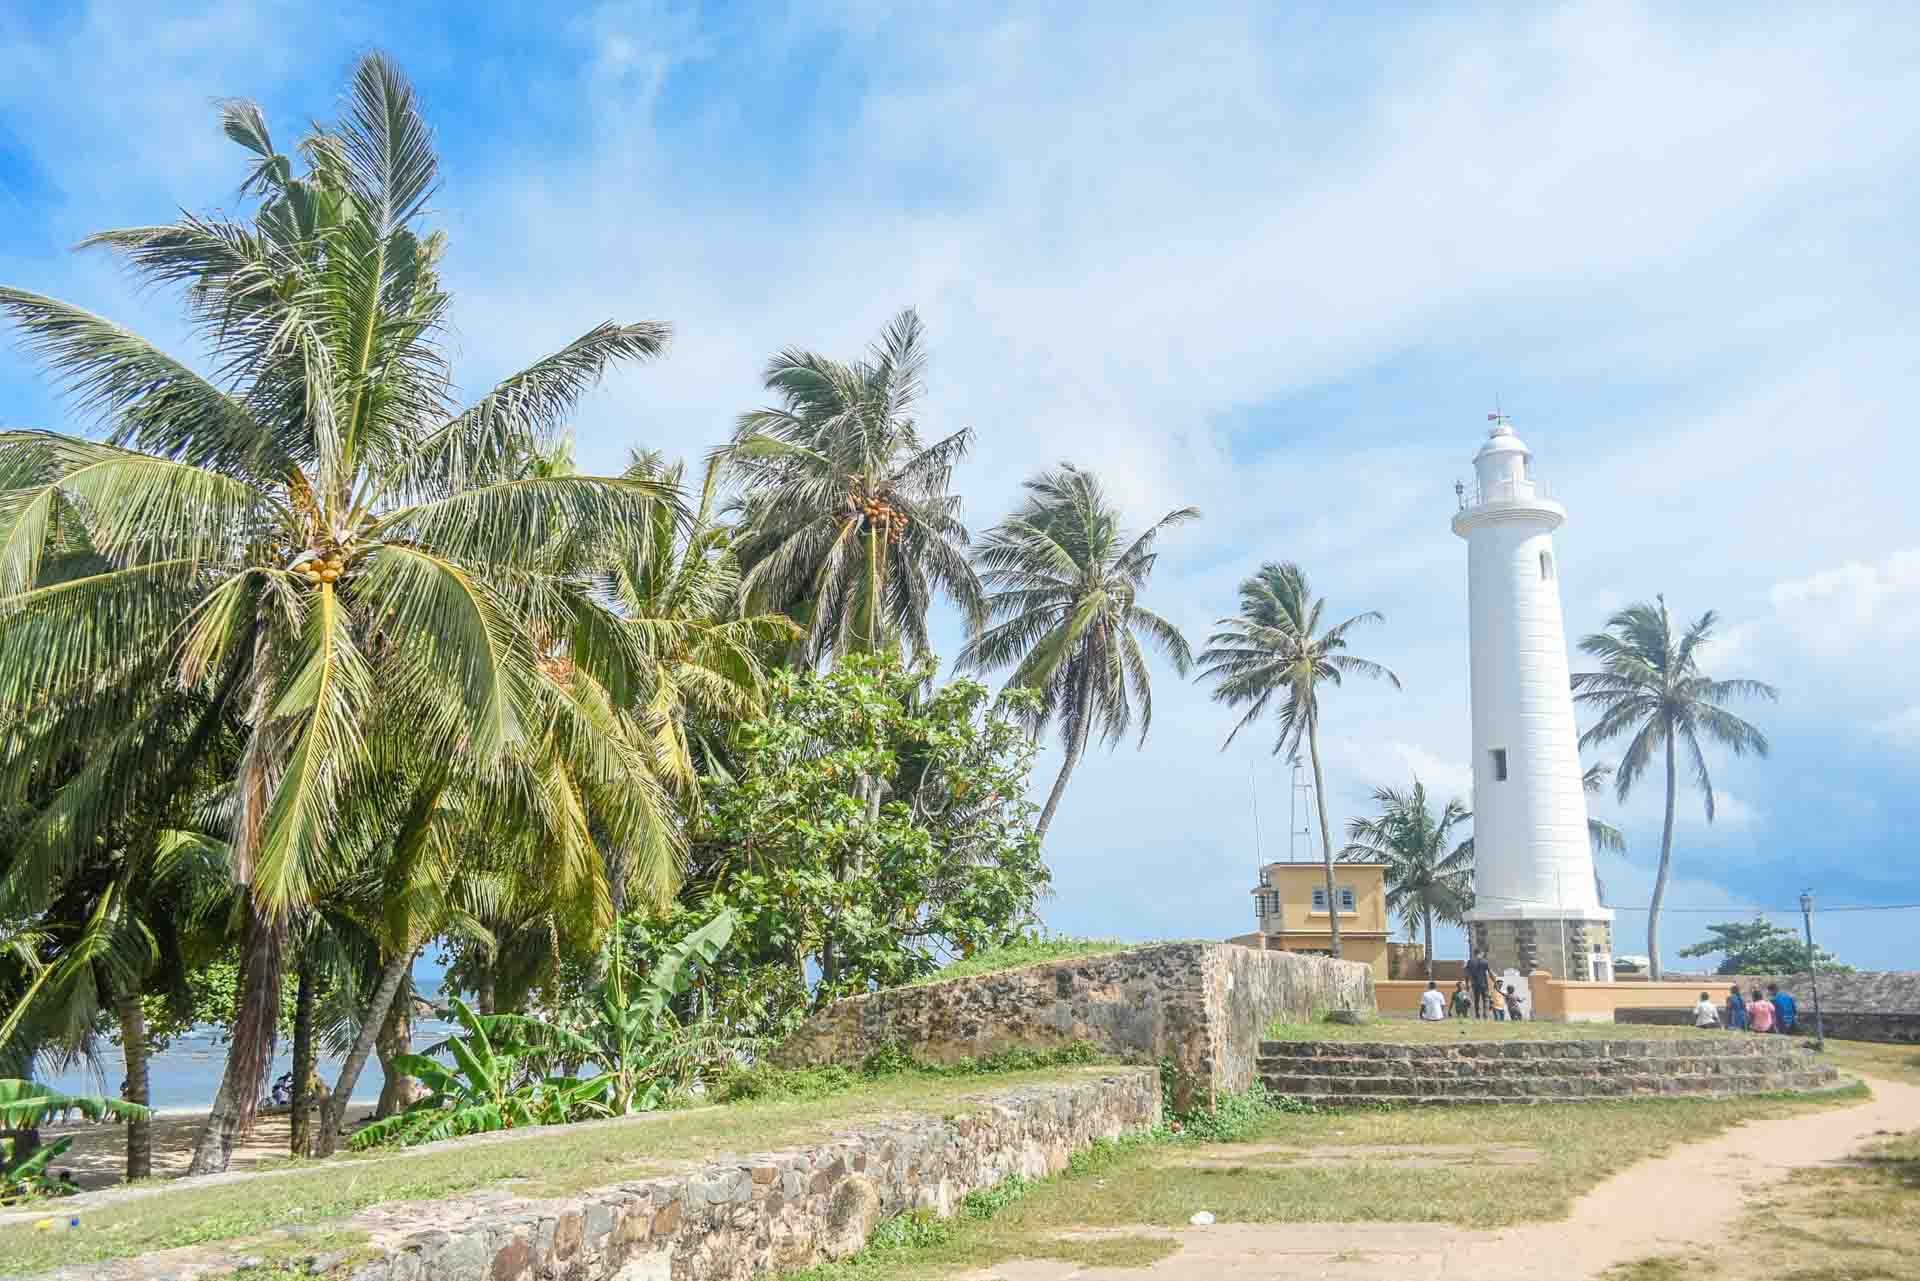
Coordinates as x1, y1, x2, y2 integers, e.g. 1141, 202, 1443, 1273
477, 964, 496, 1017
1306, 714, 1342, 959
374, 976, 415, 1119
1034, 686, 1093, 844
289, 948, 316, 1158
112, 989, 152, 1182
188, 904, 284, 1176
315, 947, 415, 1157
1648, 727, 1678, 982
866, 523, 882, 652
1423, 910, 1434, 981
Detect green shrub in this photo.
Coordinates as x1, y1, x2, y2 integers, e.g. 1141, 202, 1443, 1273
710, 1064, 860, 1104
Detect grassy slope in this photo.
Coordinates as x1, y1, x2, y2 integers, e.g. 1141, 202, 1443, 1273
0, 1067, 1118, 1274
902, 939, 1135, 987
1265, 1017, 1759, 1043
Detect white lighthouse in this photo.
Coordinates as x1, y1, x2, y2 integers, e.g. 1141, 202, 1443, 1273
1452, 416, 1614, 981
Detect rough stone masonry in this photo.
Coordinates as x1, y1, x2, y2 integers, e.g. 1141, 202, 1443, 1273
17, 1070, 1159, 1281
776, 942, 1375, 1110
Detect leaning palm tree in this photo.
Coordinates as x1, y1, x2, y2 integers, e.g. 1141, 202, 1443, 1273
1198, 563, 1399, 958
1572, 597, 1776, 980
727, 309, 983, 663
959, 464, 1198, 841
0, 55, 677, 1172
1340, 781, 1473, 979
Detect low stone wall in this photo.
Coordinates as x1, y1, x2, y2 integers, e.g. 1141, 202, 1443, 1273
1257, 1036, 1840, 1105
776, 943, 1374, 1109
1619, 1006, 1920, 1045
22, 1070, 1158, 1281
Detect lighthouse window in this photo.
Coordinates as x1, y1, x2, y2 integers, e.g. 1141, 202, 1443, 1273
1490, 748, 1509, 781
1539, 550, 1554, 580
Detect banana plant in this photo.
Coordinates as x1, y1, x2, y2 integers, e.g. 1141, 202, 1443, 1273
579, 908, 737, 1115
1, 1081, 149, 1202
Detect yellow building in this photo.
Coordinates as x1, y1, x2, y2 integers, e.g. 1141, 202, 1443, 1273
1227, 860, 1392, 978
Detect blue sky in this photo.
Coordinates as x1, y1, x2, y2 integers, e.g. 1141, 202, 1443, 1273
3, 2, 1916, 968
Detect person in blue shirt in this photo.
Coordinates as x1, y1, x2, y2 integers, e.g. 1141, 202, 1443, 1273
1725, 984, 1748, 1031
1769, 983, 1797, 1034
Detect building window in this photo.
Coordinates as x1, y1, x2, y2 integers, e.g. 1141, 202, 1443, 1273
1255, 891, 1279, 919
1311, 886, 1357, 914
1490, 748, 1509, 781
1539, 550, 1554, 580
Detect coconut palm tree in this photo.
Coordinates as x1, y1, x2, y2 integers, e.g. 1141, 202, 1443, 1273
1572, 597, 1776, 980
603, 453, 799, 804
1340, 781, 1473, 979
1198, 563, 1399, 958
727, 309, 983, 664
958, 464, 1198, 841
0, 54, 678, 1172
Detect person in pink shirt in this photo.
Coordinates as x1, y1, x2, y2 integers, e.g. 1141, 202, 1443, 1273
1746, 987, 1776, 1033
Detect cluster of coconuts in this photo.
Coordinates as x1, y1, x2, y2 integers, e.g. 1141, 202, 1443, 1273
843, 495, 909, 543
300, 548, 348, 586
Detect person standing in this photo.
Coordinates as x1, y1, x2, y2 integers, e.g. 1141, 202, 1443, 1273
1451, 981, 1472, 1019
1488, 984, 1507, 1022
1725, 984, 1747, 1031
1746, 987, 1775, 1033
1693, 991, 1722, 1028
1503, 983, 1526, 1021
1420, 981, 1448, 1021
1465, 952, 1493, 1019
1769, 983, 1798, 1035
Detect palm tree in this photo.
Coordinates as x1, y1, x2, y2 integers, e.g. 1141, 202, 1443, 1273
0, 54, 678, 1173
958, 464, 1198, 841
1583, 762, 1625, 905
604, 453, 799, 804
1340, 781, 1473, 979
1198, 563, 1400, 958
727, 309, 983, 663
1572, 597, 1776, 980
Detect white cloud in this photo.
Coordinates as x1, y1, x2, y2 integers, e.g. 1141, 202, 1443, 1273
1769, 548, 1920, 661
1873, 706, 1920, 747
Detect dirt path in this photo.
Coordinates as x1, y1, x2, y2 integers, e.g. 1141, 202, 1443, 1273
982, 1076, 1920, 1280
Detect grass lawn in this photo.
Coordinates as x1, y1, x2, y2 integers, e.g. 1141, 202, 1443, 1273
786, 1083, 1869, 1281
0, 1066, 1118, 1275
1264, 1016, 1746, 1043
1819, 1036, 1920, 1080
903, 938, 1136, 986
1604, 1127, 1920, 1281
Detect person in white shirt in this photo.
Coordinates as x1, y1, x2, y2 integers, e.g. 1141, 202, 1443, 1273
1419, 980, 1448, 1021
1693, 992, 1722, 1028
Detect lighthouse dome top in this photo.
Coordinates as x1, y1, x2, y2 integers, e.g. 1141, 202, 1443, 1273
1475, 419, 1532, 461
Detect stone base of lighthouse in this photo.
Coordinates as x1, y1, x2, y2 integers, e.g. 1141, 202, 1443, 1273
1471, 918, 1614, 982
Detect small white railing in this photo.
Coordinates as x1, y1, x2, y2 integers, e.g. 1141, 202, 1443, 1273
1457, 477, 1553, 510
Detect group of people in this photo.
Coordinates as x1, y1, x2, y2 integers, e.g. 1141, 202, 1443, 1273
1418, 969, 1527, 1021
1693, 982, 1801, 1033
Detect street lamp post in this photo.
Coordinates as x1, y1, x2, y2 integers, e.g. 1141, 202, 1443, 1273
1799, 890, 1826, 1051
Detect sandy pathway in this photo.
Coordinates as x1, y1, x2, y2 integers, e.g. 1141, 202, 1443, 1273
32, 1105, 376, 1190
984, 1075, 1920, 1280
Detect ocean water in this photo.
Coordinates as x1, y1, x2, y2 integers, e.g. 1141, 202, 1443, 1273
43, 959, 462, 1111
44, 1020, 461, 1111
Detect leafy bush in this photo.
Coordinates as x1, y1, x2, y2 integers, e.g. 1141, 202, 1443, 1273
710, 1064, 860, 1104
0, 1081, 148, 1204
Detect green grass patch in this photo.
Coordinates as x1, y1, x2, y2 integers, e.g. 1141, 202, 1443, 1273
1263, 1016, 1762, 1044
778, 1079, 1871, 1281
0, 1065, 1123, 1275
902, 937, 1136, 987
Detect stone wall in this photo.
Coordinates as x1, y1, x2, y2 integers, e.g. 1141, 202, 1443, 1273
775, 943, 1375, 1109
1725, 971, 1920, 1015
23, 1070, 1159, 1281
1619, 1006, 1920, 1045
1257, 1036, 1839, 1104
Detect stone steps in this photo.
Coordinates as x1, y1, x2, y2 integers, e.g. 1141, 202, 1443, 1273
1254, 1037, 1839, 1106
